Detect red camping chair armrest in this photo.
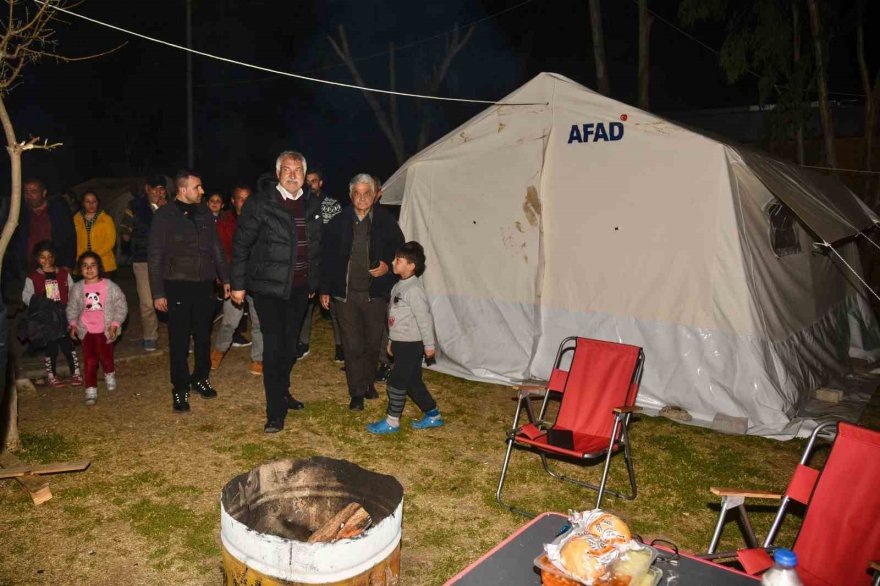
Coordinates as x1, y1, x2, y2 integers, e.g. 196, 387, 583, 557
513, 386, 557, 426
710, 487, 783, 499
514, 384, 549, 392
506, 387, 553, 437
705, 487, 783, 556
515, 388, 549, 400
612, 406, 642, 414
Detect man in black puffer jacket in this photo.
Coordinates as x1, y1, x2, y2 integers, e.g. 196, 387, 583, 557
231, 150, 322, 433
149, 169, 229, 413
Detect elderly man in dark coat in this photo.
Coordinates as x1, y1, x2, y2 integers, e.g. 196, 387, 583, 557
320, 173, 404, 411
231, 151, 322, 433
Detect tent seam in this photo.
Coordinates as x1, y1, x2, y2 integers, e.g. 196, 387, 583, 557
526, 76, 557, 380
726, 148, 776, 357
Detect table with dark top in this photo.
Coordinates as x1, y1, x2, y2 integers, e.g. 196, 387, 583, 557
444, 512, 759, 586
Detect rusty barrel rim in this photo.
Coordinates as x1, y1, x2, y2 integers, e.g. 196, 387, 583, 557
220, 458, 404, 584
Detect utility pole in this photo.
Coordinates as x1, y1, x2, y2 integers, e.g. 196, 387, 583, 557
186, 0, 194, 168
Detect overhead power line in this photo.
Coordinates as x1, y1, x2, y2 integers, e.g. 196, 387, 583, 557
35, 0, 545, 106
198, 0, 537, 89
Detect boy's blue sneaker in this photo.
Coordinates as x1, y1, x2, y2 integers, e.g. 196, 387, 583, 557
367, 420, 400, 435
411, 413, 444, 430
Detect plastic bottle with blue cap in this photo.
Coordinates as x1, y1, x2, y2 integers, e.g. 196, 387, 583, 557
761, 548, 803, 586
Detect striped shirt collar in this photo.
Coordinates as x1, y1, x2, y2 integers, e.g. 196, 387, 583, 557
276, 183, 303, 201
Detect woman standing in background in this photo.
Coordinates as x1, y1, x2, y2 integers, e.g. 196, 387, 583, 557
74, 191, 118, 279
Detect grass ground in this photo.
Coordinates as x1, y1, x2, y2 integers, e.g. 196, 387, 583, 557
1, 315, 877, 585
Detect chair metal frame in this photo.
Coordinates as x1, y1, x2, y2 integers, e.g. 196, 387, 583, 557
495, 336, 645, 517
705, 420, 880, 584
706, 420, 836, 554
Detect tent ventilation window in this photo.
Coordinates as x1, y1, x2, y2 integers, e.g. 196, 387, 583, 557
767, 201, 802, 257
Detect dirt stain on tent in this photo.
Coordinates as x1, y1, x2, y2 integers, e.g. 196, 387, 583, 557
503, 187, 541, 263
635, 121, 672, 135
523, 186, 541, 227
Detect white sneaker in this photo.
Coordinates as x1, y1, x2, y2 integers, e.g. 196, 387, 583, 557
105, 372, 117, 391
84, 387, 98, 406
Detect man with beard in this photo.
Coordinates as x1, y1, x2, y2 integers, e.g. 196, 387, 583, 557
149, 170, 229, 412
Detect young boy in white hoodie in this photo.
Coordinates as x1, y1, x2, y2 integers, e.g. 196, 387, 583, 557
367, 241, 443, 434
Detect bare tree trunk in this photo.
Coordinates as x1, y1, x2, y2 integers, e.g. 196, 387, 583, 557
415, 27, 474, 151
589, 0, 610, 95
792, 0, 805, 165
329, 27, 408, 166
806, 0, 837, 169
387, 42, 405, 157
0, 94, 21, 451
637, 0, 652, 110
856, 1, 880, 204
329, 25, 473, 164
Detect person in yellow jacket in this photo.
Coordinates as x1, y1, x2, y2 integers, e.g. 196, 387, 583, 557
74, 191, 118, 277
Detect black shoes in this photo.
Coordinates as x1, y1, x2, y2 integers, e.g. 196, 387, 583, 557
192, 379, 218, 399
296, 343, 310, 359
264, 419, 284, 433
285, 395, 305, 410
172, 388, 190, 413
231, 333, 252, 348
334, 345, 345, 363
375, 363, 391, 382
365, 385, 380, 400
349, 397, 365, 411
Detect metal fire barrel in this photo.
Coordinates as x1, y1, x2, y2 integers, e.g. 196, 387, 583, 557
220, 457, 404, 586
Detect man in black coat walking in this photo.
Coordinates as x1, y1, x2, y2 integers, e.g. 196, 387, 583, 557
231, 151, 322, 433
148, 169, 229, 412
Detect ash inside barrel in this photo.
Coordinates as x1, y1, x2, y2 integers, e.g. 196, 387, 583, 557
221, 457, 402, 542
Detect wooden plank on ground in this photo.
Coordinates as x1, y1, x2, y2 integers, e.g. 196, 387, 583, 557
0, 452, 52, 505
0, 459, 90, 479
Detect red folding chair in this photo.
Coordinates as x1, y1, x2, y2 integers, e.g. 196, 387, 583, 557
495, 336, 645, 517
705, 421, 880, 585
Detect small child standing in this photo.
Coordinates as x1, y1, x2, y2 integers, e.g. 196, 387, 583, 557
367, 241, 443, 435
67, 252, 128, 405
22, 241, 81, 387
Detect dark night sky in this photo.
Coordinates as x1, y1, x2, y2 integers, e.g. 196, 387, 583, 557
1, 0, 874, 199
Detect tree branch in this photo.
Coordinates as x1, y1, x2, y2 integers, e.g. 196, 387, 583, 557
19, 135, 63, 152
388, 42, 404, 155
416, 24, 474, 150
40, 41, 127, 63
328, 25, 407, 165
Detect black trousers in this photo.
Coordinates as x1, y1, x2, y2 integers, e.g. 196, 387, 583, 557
386, 340, 436, 417
166, 280, 214, 391
253, 287, 309, 422
46, 336, 77, 376
335, 291, 387, 398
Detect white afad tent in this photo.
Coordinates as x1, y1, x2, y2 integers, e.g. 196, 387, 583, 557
382, 72, 880, 437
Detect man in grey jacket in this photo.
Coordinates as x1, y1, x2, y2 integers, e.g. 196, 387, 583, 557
148, 169, 229, 412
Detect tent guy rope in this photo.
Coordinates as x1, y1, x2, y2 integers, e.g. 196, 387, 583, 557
821, 243, 880, 304
34, 0, 547, 107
